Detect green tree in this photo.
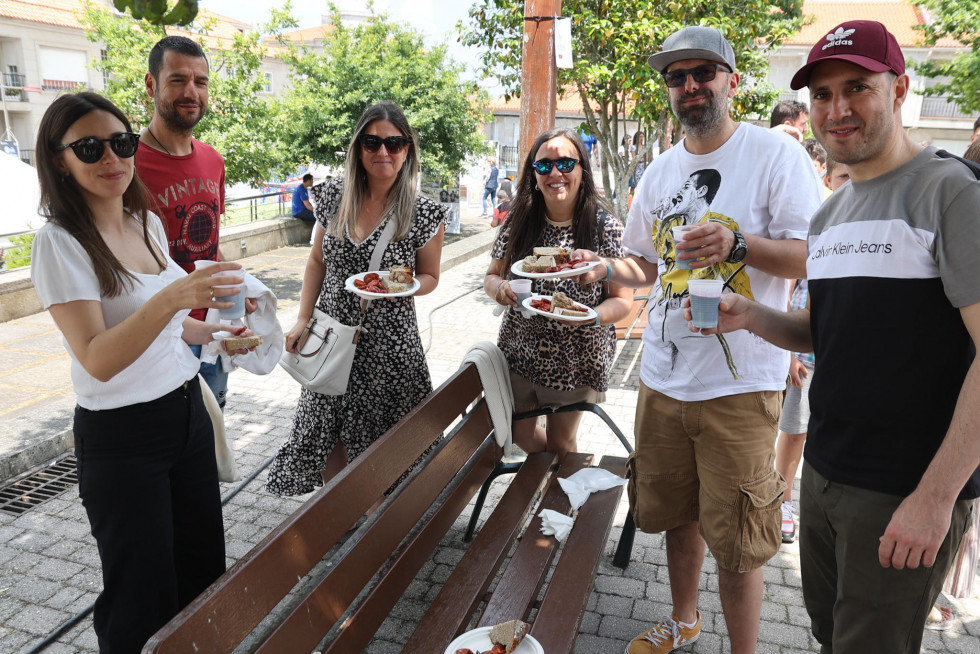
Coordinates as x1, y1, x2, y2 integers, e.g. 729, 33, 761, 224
82, 5, 291, 184
912, 0, 980, 115
461, 1, 807, 219
112, 0, 198, 26
275, 10, 490, 184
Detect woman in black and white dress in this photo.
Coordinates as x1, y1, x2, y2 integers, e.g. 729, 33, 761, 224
267, 101, 447, 496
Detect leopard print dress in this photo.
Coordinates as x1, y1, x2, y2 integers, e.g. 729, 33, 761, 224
492, 210, 624, 393
267, 178, 447, 496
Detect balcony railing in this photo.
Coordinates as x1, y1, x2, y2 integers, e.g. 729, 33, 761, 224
919, 95, 974, 121
2, 72, 28, 102
500, 145, 519, 169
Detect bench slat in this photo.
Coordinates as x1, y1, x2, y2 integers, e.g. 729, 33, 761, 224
401, 451, 557, 650
143, 364, 484, 654
256, 401, 496, 653
529, 455, 628, 652
475, 452, 595, 627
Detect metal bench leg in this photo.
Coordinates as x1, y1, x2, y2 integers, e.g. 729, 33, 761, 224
464, 461, 523, 542
613, 510, 636, 569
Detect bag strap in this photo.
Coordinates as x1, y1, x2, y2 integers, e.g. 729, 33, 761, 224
356, 214, 399, 325
935, 149, 980, 180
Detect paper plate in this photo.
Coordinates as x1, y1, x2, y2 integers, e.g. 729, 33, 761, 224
444, 626, 544, 654
510, 259, 601, 279
345, 271, 421, 299
522, 294, 597, 323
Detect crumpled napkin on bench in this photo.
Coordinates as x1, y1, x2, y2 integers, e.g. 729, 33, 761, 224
558, 467, 628, 511
538, 509, 574, 543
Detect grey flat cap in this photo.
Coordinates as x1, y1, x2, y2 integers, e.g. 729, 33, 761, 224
647, 26, 736, 73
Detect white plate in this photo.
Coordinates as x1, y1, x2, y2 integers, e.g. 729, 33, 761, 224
510, 259, 601, 279
345, 271, 421, 299
522, 294, 597, 323
444, 626, 544, 654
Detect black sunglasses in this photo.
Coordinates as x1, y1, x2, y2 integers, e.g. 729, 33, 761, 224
531, 157, 579, 175
661, 64, 728, 88
359, 134, 412, 154
55, 132, 140, 164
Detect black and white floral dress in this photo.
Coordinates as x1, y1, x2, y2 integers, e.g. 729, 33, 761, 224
267, 178, 448, 496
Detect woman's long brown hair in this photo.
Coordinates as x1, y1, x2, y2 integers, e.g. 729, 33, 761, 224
500, 127, 613, 273
35, 92, 161, 297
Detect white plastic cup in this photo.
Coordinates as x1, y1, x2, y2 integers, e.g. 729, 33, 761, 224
672, 224, 699, 270
194, 260, 245, 320
510, 279, 532, 308
687, 279, 724, 329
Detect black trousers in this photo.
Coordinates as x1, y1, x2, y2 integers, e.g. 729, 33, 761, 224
74, 377, 226, 653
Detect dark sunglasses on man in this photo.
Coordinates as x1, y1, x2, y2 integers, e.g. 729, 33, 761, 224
531, 157, 579, 175
661, 63, 729, 88
55, 132, 141, 164
358, 134, 412, 154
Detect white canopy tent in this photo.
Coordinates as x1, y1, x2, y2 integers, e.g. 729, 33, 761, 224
0, 152, 45, 237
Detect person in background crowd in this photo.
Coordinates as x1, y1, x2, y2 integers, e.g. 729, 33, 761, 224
268, 101, 447, 496
482, 158, 499, 216
770, 99, 810, 143
491, 189, 511, 227
700, 20, 980, 653
31, 91, 253, 653
500, 174, 514, 200
136, 35, 255, 410
970, 116, 979, 144
574, 25, 819, 654
292, 173, 315, 222
485, 127, 631, 457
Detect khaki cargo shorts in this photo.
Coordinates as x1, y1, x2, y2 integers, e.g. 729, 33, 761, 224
627, 383, 786, 572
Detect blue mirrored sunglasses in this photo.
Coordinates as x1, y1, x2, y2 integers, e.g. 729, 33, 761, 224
531, 157, 579, 175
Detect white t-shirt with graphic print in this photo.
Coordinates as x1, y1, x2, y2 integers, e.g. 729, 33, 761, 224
623, 122, 819, 401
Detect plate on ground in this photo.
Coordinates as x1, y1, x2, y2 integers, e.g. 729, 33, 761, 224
522, 294, 597, 323
510, 259, 601, 279
444, 627, 544, 654
345, 271, 420, 299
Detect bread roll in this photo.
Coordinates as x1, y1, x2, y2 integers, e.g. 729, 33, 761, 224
489, 619, 529, 653
382, 277, 408, 293
223, 335, 263, 350
389, 265, 414, 284
533, 246, 570, 264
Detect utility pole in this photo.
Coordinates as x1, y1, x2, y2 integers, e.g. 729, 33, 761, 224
518, 0, 562, 170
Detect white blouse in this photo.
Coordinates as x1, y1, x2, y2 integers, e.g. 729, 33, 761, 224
31, 213, 200, 410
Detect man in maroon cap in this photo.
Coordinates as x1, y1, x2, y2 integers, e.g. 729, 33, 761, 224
698, 19, 980, 653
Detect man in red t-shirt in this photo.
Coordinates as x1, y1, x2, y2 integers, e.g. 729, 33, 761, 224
136, 36, 238, 407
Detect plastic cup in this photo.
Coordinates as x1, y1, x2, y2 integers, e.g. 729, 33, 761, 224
510, 279, 532, 308
672, 224, 699, 270
194, 260, 245, 320
687, 279, 724, 329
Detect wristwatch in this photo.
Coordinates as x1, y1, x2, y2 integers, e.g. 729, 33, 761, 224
727, 230, 748, 264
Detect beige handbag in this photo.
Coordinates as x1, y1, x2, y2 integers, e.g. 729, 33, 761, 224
199, 375, 242, 482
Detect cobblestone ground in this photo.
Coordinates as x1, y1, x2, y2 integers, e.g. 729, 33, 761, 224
1, 251, 978, 653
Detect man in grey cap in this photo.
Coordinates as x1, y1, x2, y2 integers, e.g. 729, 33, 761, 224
573, 25, 819, 654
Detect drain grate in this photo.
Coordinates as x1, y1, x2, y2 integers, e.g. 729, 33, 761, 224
0, 454, 78, 516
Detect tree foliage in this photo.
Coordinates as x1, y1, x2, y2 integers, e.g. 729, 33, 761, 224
461, 0, 808, 219
83, 6, 291, 184
912, 0, 980, 115
112, 0, 198, 26
275, 10, 490, 185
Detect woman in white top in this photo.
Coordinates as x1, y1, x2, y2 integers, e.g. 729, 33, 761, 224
30, 92, 248, 653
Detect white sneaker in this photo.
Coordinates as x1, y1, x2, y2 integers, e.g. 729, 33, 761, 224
781, 500, 796, 543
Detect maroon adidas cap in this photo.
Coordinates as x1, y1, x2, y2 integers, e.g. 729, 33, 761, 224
790, 20, 905, 90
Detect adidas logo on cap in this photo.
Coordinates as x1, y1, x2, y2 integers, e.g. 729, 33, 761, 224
822, 27, 856, 50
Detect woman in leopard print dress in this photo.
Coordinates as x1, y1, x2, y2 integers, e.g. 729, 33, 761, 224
267, 102, 447, 496
484, 128, 631, 457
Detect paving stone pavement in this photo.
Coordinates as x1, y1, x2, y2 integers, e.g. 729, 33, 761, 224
2, 242, 979, 652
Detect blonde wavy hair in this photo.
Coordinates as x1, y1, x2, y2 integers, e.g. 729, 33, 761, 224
331, 101, 420, 241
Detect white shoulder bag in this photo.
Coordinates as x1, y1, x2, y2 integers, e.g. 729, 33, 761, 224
279, 219, 395, 395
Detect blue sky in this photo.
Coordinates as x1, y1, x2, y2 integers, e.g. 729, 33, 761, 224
200, 0, 487, 83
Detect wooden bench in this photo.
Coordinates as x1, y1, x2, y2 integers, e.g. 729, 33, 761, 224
143, 363, 629, 653
615, 286, 653, 340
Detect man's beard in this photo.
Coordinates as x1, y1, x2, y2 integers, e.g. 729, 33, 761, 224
157, 99, 206, 133
673, 88, 726, 138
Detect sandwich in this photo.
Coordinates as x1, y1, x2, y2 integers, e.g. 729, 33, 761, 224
551, 291, 590, 318
389, 265, 414, 284
533, 246, 570, 265
489, 619, 529, 653
381, 277, 409, 293
522, 255, 555, 273
222, 335, 263, 351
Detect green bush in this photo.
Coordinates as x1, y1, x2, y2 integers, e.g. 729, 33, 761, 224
5, 232, 35, 269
